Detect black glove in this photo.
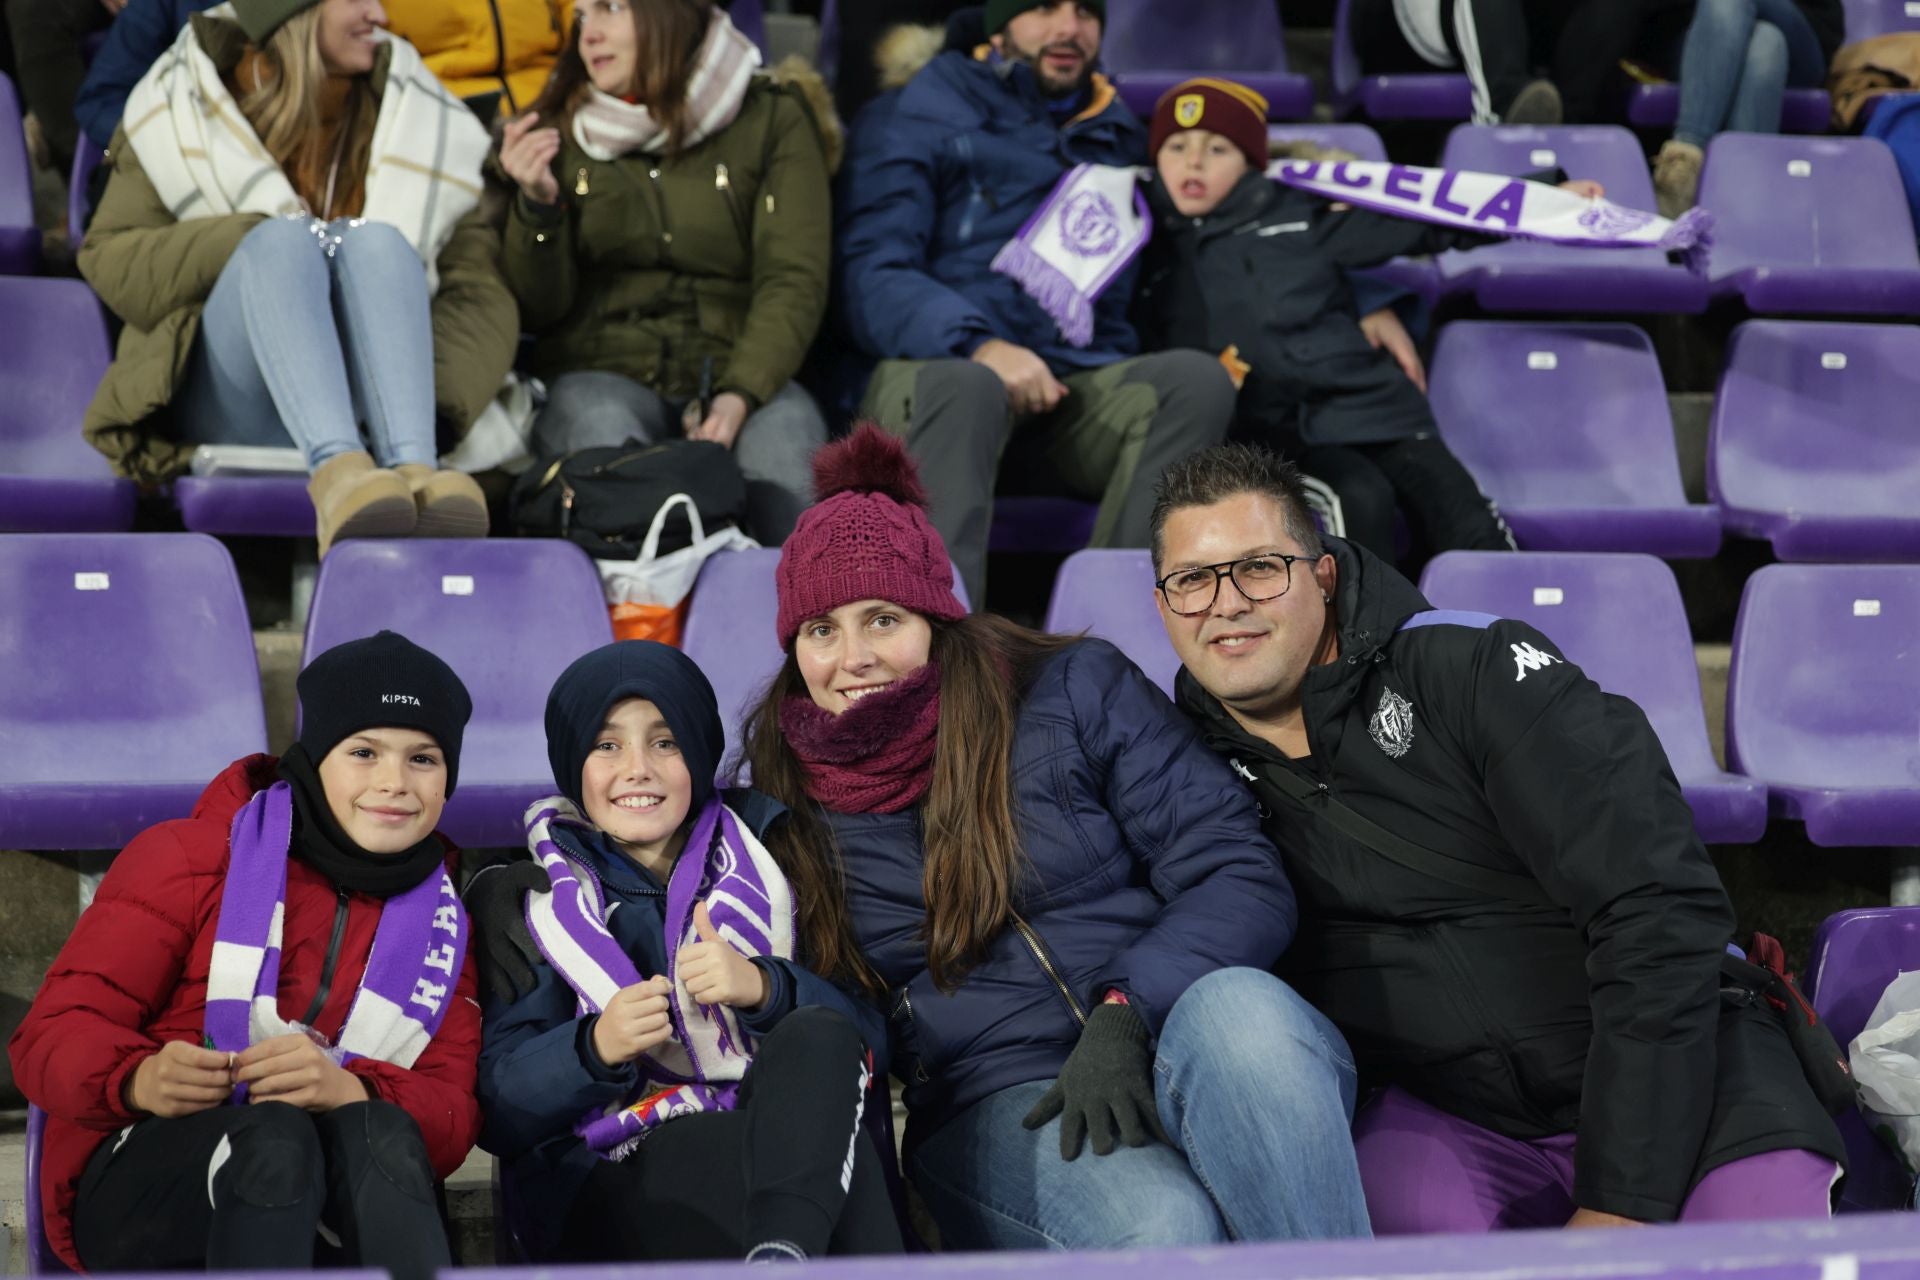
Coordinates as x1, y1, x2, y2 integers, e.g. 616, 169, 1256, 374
461, 857, 552, 1006
1020, 1001, 1170, 1161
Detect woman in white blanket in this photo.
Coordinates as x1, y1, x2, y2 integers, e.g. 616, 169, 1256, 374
469, 640, 904, 1262
78, 0, 518, 554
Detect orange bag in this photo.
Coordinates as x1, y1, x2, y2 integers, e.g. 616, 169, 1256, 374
610, 600, 689, 646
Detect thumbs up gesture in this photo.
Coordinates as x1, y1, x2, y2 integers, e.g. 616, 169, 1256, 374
678, 901, 769, 1011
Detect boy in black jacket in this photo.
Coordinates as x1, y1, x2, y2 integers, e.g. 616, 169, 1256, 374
1133, 78, 1541, 565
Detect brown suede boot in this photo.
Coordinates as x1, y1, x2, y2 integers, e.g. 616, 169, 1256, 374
1653, 140, 1704, 220
308, 451, 416, 556
395, 464, 491, 539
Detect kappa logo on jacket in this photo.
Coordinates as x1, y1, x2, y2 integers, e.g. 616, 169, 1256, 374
1369, 688, 1415, 758
1510, 642, 1563, 682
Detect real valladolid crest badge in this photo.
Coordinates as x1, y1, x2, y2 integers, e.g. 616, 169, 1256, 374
1174, 94, 1205, 128
1369, 688, 1414, 759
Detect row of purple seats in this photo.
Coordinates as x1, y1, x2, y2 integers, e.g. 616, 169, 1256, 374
0, 73, 42, 273
1845, 0, 1920, 39
1328, 0, 1835, 129
1430, 320, 1920, 562
1101, 0, 1312, 121
1044, 548, 1920, 850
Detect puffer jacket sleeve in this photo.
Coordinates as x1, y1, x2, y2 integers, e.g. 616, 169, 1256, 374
477, 958, 636, 1160
77, 129, 267, 332
346, 949, 485, 1179
1465, 618, 1733, 1222
835, 89, 999, 362
500, 183, 579, 334
429, 206, 520, 436
719, 90, 832, 408
8, 821, 209, 1129
1072, 642, 1299, 1034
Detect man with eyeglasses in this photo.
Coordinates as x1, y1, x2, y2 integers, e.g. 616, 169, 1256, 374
1148, 442, 1844, 1236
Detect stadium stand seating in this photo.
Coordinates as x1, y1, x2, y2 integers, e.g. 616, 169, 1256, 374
1329, 0, 1473, 121
1626, 85, 1831, 135
1726, 564, 1920, 847
1103, 0, 1314, 121
1845, 0, 1920, 37
1267, 123, 1388, 161
1709, 320, 1920, 561
1806, 906, 1920, 1213
730, 0, 766, 53
1435, 125, 1710, 313
1420, 551, 1767, 843
1700, 134, 1920, 314
0, 277, 135, 533
1427, 322, 1723, 558
301, 539, 613, 848
986, 496, 1100, 556
0, 74, 40, 273
1043, 549, 1181, 697
0, 533, 267, 850
65, 147, 99, 249
25, 1104, 64, 1274
173, 474, 317, 539
681, 548, 970, 760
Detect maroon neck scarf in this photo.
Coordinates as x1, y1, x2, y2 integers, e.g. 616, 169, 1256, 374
779, 663, 941, 815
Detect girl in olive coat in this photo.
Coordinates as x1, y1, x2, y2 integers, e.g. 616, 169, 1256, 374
497, 0, 837, 543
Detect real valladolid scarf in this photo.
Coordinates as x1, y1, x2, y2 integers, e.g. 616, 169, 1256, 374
522, 793, 796, 1160
204, 782, 467, 1101
570, 8, 761, 160
992, 160, 1713, 348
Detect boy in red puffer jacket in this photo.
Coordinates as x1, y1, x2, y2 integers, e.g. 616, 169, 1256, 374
11, 631, 481, 1280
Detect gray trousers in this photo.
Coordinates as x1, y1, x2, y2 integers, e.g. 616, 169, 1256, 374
859, 350, 1237, 604
534, 373, 828, 544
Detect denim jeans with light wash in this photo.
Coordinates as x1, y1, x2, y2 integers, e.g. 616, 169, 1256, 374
177, 216, 439, 471
1673, 0, 1828, 147
906, 967, 1372, 1250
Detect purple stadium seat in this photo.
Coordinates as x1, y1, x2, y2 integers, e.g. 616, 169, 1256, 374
66, 146, 100, 248
730, 0, 766, 53
1700, 133, 1920, 313
0, 277, 136, 532
1043, 550, 1179, 696
1846, 0, 1920, 38
1727, 564, 1920, 846
1267, 123, 1387, 162
681, 548, 969, 761
1626, 84, 1831, 134
0, 534, 267, 850
1435, 125, 1710, 313
1708, 321, 1920, 561
987, 496, 1100, 555
1805, 907, 1920, 1212
1428, 322, 1723, 557
1420, 551, 1767, 843
1102, 0, 1314, 122
818, 0, 839, 84
301, 539, 613, 848
1330, 0, 1473, 121
174, 474, 317, 538
0, 74, 43, 272
25, 1104, 68, 1274
456, 1212, 1920, 1278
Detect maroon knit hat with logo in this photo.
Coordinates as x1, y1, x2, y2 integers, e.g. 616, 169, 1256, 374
1149, 78, 1272, 171
775, 425, 968, 647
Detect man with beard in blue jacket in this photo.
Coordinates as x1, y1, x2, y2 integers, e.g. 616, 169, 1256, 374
835, 0, 1236, 606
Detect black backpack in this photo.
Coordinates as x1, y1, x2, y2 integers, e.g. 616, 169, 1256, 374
508, 439, 748, 559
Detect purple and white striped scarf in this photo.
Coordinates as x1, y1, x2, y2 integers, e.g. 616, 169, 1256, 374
204, 782, 466, 1102
992, 159, 1713, 344
522, 793, 796, 1160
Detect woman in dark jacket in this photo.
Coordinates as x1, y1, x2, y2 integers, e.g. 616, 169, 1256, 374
1652, 0, 1846, 214
731, 426, 1372, 1252
496, 0, 836, 543
474, 641, 901, 1263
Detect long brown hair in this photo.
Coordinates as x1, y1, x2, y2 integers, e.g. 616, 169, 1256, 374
740, 613, 1079, 998
236, 9, 374, 213
523, 0, 713, 151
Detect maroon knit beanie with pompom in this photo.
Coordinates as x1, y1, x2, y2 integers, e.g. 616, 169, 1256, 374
775, 425, 968, 647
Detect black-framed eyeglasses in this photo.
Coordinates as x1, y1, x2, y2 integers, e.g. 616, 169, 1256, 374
1155, 554, 1311, 616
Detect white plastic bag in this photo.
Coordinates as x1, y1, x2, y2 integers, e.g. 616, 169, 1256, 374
596, 493, 757, 645
1849, 969, 1920, 1170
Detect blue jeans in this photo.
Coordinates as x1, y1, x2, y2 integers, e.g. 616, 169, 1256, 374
1673, 0, 1828, 146
178, 216, 439, 470
906, 967, 1371, 1250
534, 370, 828, 543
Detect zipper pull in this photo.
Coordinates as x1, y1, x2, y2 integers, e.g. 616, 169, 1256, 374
764, 193, 776, 215
559, 484, 575, 538
1230, 758, 1258, 784
715, 162, 730, 191
574, 166, 589, 197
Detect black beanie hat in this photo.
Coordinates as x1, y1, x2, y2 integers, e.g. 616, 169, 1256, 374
297, 631, 474, 796
985, 0, 1106, 35
545, 641, 725, 816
